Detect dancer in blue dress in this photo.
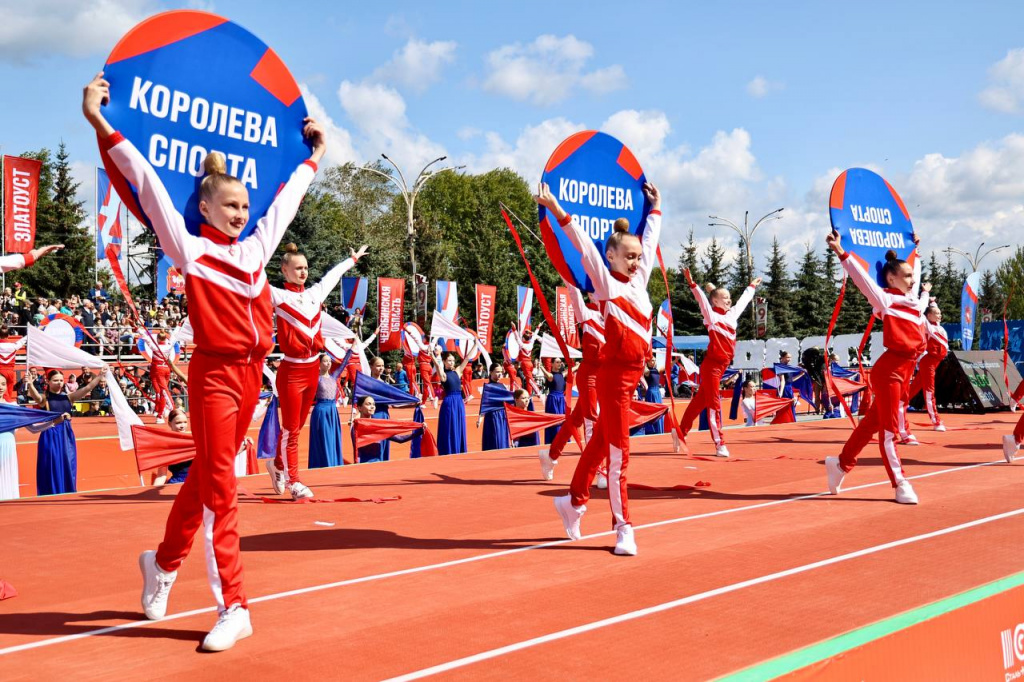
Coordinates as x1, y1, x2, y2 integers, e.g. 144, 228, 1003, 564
309, 354, 345, 468
541, 358, 567, 444
433, 339, 476, 455
29, 369, 101, 495
477, 364, 512, 451
643, 357, 665, 434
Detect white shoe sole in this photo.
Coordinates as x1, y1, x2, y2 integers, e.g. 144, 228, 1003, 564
138, 551, 169, 621
1003, 435, 1018, 464
201, 622, 253, 652
554, 496, 583, 541
825, 457, 845, 495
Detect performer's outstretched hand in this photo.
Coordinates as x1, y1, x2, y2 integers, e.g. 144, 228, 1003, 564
29, 244, 64, 262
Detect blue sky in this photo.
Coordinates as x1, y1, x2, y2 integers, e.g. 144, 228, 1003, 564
2, 0, 1023, 269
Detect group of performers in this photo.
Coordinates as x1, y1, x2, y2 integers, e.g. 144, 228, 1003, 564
11, 72, 1000, 657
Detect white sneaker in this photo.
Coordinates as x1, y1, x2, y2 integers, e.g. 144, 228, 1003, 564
934, 424, 946, 432
715, 445, 731, 458
894, 480, 919, 505
289, 482, 314, 500
613, 524, 637, 556
825, 456, 846, 495
595, 473, 608, 489
554, 495, 585, 540
538, 449, 556, 481
155, 418, 164, 424
201, 604, 253, 652
139, 550, 176, 620
265, 460, 286, 496
900, 436, 921, 446
1003, 435, 1019, 464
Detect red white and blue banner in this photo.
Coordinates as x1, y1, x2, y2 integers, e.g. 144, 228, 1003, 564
655, 299, 672, 336
3, 155, 41, 254
96, 167, 124, 261
829, 168, 918, 287
517, 285, 533, 333
98, 10, 310, 239
341, 276, 368, 317
475, 284, 496, 353
156, 251, 184, 301
537, 131, 651, 293
435, 280, 458, 323
555, 286, 579, 349
961, 271, 981, 351
137, 333, 180, 363
377, 277, 405, 352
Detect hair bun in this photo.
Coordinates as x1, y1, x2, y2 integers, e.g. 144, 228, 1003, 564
704, 283, 716, 294
613, 217, 630, 234
203, 151, 227, 176
884, 249, 899, 262
283, 243, 299, 254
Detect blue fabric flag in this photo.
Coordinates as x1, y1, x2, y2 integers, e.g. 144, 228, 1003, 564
354, 372, 419, 408
0, 403, 62, 434
480, 382, 515, 415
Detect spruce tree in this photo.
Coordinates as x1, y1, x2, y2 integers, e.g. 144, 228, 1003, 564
700, 236, 728, 289
978, 269, 1000, 321
673, 228, 704, 335
792, 244, 829, 338
762, 236, 795, 338
729, 236, 755, 339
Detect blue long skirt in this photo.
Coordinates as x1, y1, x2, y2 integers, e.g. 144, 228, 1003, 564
437, 393, 467, 455
643, 386, 664, 435
482, 409, 510, 451
374, 405, 391, 462
544, 392, 566, 444
36, 421, 76, 496
308, 399, 344, 468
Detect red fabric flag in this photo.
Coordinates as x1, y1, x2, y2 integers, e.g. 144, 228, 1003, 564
353, 418, 437, 457
3, 155, 42, 253
629, 400, 669, 431
377, 278, 406, 352
131, 424, 195, 472
475, 284, 496, 353
830, 375, 867, 397
504, 405, 566, 440
754, 390, 796, 423
0, 579, 17, 600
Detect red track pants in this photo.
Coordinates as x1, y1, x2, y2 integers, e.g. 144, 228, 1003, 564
549, 360, 599, 460
839, 352, 916, 487
569, 358, 644, 528
403, 359, 420, 398
521, 359, 539, 395
906, 355, 943, 427
678, 359, 728, 446
155, 352, 262, 611
274, 359, 320, 484
151, 365, 171, 417
418, 363, 437, 398
0, 367, 15, 401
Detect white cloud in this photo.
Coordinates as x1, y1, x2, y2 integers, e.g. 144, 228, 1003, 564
482, 34, 627, 105
979, 48, 1024, 113
300, 84, 359, 168
746, 75, 783, 99
338, 80, 447, 172
372, 38, 456, 93
0, 0, 155, 63
460, 116, 585, 186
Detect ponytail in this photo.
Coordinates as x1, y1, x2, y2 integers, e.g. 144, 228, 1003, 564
199, 151, 241, 202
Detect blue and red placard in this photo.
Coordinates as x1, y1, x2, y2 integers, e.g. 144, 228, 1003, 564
962, 271, 981, 350
98, 10, 310, 239
829, 168, 918, 287
539, 131, 651, 293
341, 277, 368, 317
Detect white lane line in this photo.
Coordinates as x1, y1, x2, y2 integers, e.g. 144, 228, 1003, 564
0, 457, 1011, 656
383, 505, 1024, 681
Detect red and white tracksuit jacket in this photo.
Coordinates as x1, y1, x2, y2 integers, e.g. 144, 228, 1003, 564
0, 335, 26, 401
271, 257, 357, 484
560, 209, 661, 529
103, 131, 316, 612
906, 321, 948, 428
678, 282, 757, 446
549, 285, 604, 459
405, 333, 435, 399
148, 341, 177, 418
513, 328, 540, 394
837, 252, 927, 487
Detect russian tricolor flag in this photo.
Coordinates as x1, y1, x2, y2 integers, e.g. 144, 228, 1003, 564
96, 168, 123, 261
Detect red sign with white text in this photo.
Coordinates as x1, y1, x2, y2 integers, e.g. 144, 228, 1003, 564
377, 278, 406, 352
556, 286, 580, 348
3, 155, 42, 253
476, 284, 496, 353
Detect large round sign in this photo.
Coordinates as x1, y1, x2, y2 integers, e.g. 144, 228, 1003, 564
99, 10, 310, 238
503, 329, 521, 365
829, 168, 918, 287
539, 131, 651, 293
40, 314, 85, 347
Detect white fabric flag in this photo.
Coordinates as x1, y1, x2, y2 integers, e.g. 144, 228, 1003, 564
27, 326, 142, 450
429, 310, 492, 369
539, 333, 582, 359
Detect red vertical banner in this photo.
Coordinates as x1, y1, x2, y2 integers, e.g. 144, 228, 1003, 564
377, 278, 406, 352
3, 155, 43, 253
475, 284, 496, 352
555, 286, 580, 349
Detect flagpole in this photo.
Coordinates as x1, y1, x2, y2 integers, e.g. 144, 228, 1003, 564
94, 166, 99, 287
1, 148, 6, 293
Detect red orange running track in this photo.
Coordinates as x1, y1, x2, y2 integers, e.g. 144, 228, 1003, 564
1, 413, 1022, 680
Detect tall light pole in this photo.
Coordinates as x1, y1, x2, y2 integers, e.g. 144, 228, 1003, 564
356, 154, 464, 321
944, 242, 1009, 273
708, 208, 784, 329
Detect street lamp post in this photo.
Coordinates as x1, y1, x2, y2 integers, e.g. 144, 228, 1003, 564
944, 242, 1009, 273
708, 208, 784, 330
356, 154, 465, 322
